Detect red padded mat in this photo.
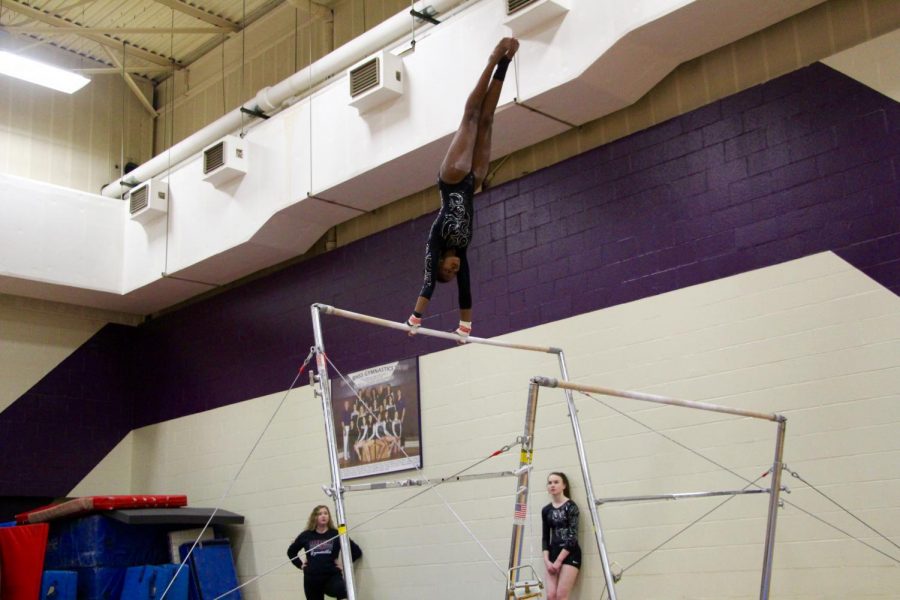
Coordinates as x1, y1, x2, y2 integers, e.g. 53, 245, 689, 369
15, 495, 187, 524
0, 523, 49, 600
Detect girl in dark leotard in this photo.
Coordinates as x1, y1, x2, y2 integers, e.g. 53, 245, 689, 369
406, 37, 519, 341
542, 472, 581, 600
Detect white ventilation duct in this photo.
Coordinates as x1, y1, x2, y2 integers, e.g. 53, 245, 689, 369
100, 0, 468, 199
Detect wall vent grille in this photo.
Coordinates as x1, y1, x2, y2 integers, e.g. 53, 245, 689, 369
204, 141, 225, 174
129, 186, 148, 215
508, 0, 536, 15
201, 136, 247, 187
350, 58, 380, 98
504, 0, 569, 34
127, 179, 167, 223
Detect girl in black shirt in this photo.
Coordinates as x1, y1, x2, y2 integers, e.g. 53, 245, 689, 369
287, 505, 362, 600
542, 472, 581, 600
406, 37, 519, 341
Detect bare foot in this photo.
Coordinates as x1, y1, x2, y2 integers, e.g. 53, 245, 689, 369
505, 38, 520, 60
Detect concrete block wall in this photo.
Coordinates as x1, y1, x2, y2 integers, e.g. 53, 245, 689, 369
0, 322, 134, 496
3, 60, 898, 495
1, 62, 898, 596
0, 298, 139, 499
88, 253, 899, 599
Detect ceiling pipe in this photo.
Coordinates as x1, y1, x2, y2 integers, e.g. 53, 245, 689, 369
100, 0, 471, 199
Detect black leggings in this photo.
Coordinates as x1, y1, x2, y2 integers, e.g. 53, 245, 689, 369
303, 569, 348, 600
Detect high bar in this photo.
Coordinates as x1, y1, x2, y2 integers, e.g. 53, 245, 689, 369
314, 304, 560, 354
532, 377, 785, 422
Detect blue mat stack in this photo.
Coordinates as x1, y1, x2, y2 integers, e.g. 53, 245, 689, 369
121, 564, 190, 600
43, 515, 171, 600
179, 540, 242, 600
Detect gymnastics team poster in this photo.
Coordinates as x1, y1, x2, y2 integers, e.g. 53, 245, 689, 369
330, 357, 422, 480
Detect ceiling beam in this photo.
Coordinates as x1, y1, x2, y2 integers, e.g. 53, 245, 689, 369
150, 0, 239, 32
286, 0, 335, 17
1, 1, 176, 67
101, 46, 159, 118
54, 0, 100, 15
4, 26, 228, 35
74, 66, 174, 74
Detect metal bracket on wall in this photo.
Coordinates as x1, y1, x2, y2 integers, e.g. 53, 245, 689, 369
410, 8, 440, 25
240, 106, 270, 120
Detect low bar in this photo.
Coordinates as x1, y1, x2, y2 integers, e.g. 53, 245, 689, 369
533, 377, 784, 422
314, 304, 558, 354
596, 488, 782, 505
342, 470, 517, 492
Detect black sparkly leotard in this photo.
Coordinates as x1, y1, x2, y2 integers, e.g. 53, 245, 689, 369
418, 173, 475, 310
542, 500, 582, 568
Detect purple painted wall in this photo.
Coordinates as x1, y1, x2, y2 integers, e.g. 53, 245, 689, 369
2, 63, 898, 497
0, 325, 134, 497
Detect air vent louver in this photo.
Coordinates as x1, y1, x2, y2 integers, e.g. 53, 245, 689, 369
127, 179, 168, 224
350, 58, 380, 98
201, 136, 247, 187
204, 141, 225, 174
504, 0, 569, 34
508, 0, 536, 14
347, 51, 403, 113
129, 186, 148, 215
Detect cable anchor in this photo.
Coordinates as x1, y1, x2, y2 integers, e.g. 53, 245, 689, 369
409, 7, 440, 25
239, 106, 270, 120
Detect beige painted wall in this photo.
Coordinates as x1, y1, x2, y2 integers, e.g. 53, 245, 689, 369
81, 253, 900, 599
824, 28, 900, 101
151, 0, 412, 154
0, 294, 139, 414
0, 0, 412, 193
0, 41, 154, 194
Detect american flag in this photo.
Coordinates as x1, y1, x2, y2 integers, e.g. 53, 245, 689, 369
514, 503, 528, 520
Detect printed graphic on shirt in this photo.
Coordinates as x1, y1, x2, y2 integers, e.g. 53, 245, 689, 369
308, 538, 334, 556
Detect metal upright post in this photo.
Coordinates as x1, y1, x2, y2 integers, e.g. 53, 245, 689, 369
759, 417, 787, 600
556, 351, 618, 599
310, 305, 357, 600
506, 380, 541, 597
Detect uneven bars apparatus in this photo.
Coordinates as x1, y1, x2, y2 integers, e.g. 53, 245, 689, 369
310, 304, 621, 600
532, 377, 788, 600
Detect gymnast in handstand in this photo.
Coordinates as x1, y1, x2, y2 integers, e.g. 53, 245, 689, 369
406, 37, 519, 341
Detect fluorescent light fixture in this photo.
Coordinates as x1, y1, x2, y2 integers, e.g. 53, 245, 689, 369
0, 50, 90, 94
